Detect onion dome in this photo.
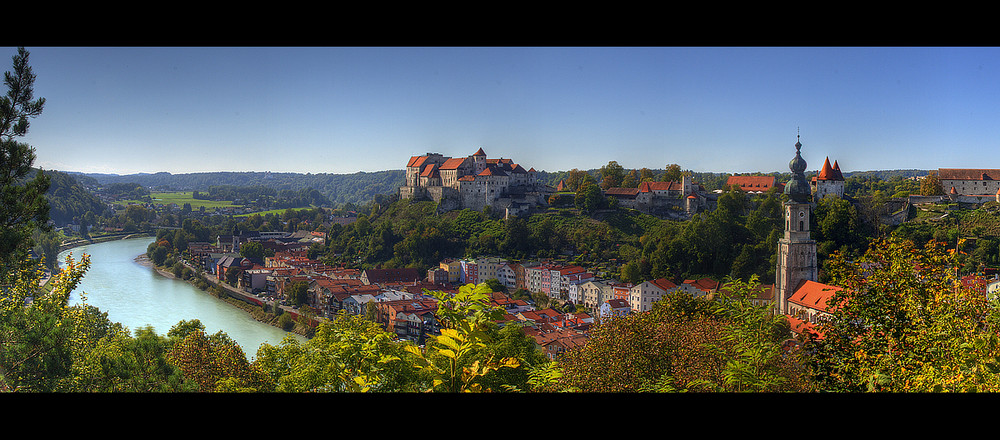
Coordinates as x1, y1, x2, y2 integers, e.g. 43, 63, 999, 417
784, 137, 812, 203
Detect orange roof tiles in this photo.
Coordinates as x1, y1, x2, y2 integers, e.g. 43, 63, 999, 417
788, 280, 843, 313
939, 168, 1000, 181
650, 278, 678, 291
419, 163, 439, 178
407, 156, 429, 168
638, 181, 683, 192
478, 165, 508, 177
683, 278, 719, 292
727, 175, 783, 191
439, 157, 467, 170
605, 187, 639, 196
816, 157, 845, 181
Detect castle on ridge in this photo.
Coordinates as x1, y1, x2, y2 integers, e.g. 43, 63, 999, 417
399, 148, 554, 216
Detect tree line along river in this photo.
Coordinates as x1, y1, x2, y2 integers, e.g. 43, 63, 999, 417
59, 236, 306, 360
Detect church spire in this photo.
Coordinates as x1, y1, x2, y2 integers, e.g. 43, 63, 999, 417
775, 132, 818, 315
784, 135, 811, 203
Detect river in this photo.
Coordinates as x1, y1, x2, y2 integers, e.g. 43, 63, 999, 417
59, 236, 306, 360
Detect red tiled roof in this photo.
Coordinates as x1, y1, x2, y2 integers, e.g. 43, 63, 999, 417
785, 315, 825, 339
788, 280, 843, 313
816, 157, 845, 181
638, 181, 683, 192
478, 165, 508, 177
650, 278, 678, 291
605, 298, 629, 308
683, 278, 719, 292
419, 163, 438, 178
939, 168, 1000, 181
727, 175, 783, 191
473, 147, 486, 156
439, 157, 467, 170
407, 156, 429, 168
605, 187, 639, 196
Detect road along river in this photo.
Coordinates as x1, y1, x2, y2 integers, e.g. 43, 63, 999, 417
59, 236, 306, 360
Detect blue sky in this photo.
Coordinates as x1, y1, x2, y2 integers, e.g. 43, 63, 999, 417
8, 46, 1000, 176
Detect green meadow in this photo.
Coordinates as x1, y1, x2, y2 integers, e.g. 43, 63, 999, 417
152, 192, 239, 210
112, 191, 241, 211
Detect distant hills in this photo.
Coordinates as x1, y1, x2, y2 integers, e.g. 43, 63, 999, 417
60, 168, 931, 209
64, 170, 407, 207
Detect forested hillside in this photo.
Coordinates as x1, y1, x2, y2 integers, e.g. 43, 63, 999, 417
37, 169, 108, 226
69, 170, 406, 207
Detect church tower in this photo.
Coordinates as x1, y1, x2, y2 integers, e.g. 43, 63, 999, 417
775, 136, 818, 315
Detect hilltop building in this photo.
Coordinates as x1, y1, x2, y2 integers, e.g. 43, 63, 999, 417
939, 168, 1000, 199
726, 175, 784, 194
604, 176, 713, 217
400, 148, 554, 216
811, 157, 845, 199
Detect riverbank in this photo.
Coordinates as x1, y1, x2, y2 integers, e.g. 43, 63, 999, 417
60, 232, 154, 253
42, 233, 154, 288
134, 252, 315, 340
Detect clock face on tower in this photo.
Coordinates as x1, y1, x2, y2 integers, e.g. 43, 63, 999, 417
799, 211, 805, 218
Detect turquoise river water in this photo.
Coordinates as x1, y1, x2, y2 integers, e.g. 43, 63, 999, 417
59, 236, 306, 360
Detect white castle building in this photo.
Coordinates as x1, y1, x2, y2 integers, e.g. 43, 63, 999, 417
399, 148, 554, 215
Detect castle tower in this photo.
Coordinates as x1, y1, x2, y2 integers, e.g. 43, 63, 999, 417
813, 156, 845, 199
775, 136, 818, 315
472, 147, 487, 175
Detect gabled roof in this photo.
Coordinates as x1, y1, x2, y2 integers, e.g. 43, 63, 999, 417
649, 278, 678, 291
439, 157, 468, 170
727, 175, 783, 192
788, 280, 843, 313
683, 278, 719, 292
939, 168, 1000, 181
638, 181, 683, 192
604, 298, 629, 308
407, 156, 427, 168
478, 165, 508, 177
605, 187, 640, 197
419, 163, 439, 178
473, 147, 486, 156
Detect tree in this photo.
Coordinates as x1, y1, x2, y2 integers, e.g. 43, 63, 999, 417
166, 327, 264, 392
661, 164, 682, 183
599, 161, 625, 190
808, 237, 1000, 392
253, 313, 417, 392
404, 283, 520, 392
575, 183, 606, 214
563, 169, 588, 192
621, 169, 639, 188
559, 278, 809, 392
68, 324, 193, 392
239, 240, 264, 260
0, 254, 89, 391
920, 171, 945, 196
287, 280, 309, 306
0, 47, 49, 281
